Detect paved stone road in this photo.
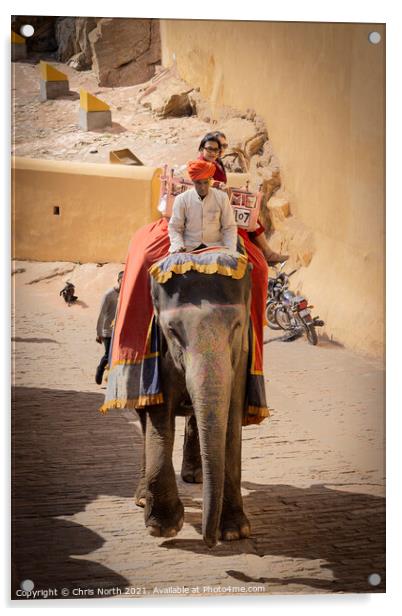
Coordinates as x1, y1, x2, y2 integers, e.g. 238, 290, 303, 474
11, 262, 385, 599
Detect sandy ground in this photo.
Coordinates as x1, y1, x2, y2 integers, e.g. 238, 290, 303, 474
12, 60, 216, 167
11, 260, 385, 599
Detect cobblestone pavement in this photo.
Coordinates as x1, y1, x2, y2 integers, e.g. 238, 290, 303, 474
11, 262, 385, 599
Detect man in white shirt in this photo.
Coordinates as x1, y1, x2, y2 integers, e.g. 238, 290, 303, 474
168, 160, 238, 254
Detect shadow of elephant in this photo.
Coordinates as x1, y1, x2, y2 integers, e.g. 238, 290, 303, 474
159, 480, 385, 593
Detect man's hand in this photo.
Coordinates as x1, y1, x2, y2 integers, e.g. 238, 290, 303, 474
218, 182, 231, 195
96, 336, 103, 344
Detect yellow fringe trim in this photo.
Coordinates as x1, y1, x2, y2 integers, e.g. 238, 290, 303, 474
149, 254, 248, 284
99, 393, 164, 414
98, 394, 271, 426
110, 353, 159, 368
247, 405, 271, 417
100, 397, 270, 428
242, 405, 271, 426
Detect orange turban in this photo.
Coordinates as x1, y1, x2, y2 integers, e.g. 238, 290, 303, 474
187, 160, 216, 181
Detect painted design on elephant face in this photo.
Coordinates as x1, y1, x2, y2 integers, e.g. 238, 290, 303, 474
159, 304, 247, 350
159, 302, 248, 387
157, 302, 247, 315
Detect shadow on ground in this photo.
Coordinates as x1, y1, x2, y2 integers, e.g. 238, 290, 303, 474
163, 480, 385, 593
12, 386, 385, 597
12, 337, 60, 344
11, 386, 141, 598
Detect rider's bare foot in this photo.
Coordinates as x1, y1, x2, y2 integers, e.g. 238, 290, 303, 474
264, 250, 289, 266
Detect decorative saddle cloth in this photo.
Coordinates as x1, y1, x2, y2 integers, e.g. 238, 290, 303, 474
149, 245, 249, 284
100, 219, 269, 426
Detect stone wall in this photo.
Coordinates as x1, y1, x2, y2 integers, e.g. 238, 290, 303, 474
12, 158, 162, 263
160, 20, 385, 357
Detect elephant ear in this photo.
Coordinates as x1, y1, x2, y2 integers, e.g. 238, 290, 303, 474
242, 320, 250, 353
150, 279, 160, 317
159, 328, 169, 358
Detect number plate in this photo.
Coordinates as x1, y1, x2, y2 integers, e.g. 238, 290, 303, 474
299, 308, 311, 318
233, 207, 251, 227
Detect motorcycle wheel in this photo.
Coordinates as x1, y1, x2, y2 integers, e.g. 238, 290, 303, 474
275, 306, 292, 330
266, 301, 281, 330
303, 321, 318, 345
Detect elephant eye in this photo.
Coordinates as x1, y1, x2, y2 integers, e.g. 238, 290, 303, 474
167, 325, 184, 347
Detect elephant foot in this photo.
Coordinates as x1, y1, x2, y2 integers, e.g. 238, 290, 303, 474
181, 462, 203, 484
220, 508, 251, 542
134, 480, 146, 508
135, 495, 146, 508
145, 499, 185, 539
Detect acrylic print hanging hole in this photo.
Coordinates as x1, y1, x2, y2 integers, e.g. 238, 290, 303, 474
368, 573, 382, 587
20, 579, 34, 592
368, 31, 381, 44
20, 24, 34, 37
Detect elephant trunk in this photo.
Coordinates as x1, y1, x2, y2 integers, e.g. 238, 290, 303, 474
186, 354, 232, 548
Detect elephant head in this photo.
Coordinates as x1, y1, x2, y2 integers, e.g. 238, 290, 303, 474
150, 267, 251, 547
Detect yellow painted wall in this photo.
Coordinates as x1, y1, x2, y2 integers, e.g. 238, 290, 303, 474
12, 158, 162, 263
160, 20, 385, 357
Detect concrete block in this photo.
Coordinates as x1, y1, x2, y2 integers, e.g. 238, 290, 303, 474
79, 108, 112, 131
80, 90, 110, 112
39, 79, 70, 101
39, 61, 68, 82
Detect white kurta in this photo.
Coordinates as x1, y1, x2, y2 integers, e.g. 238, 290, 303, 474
168, 187, 238, 253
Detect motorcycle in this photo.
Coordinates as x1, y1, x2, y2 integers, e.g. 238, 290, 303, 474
266, 264, 324, 345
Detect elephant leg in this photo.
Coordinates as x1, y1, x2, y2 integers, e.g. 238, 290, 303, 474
220, 374, 250, 541
134, 411, 147, 508
144, 405, 184, 538
181, 415, 203, 483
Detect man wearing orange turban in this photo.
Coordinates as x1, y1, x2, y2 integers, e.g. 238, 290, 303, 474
187, 159, 216, 181
168, 160, 238, 253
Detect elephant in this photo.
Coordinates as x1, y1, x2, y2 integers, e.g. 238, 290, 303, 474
134, 262, 253, 548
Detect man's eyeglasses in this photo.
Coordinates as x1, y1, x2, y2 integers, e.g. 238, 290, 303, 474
203, 146, 220, 152
220, 143, 228, 150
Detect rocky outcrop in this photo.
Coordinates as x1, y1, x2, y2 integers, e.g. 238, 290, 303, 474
55, 18, 76, 62
204, 111, 314, 269
213, 119, 269, 176
67, 17, 97, 70
140, 76, 195, 118
89, 18, 161, 87
139, 75, 268, 124
55, 17, 98, 69
188, 90, 213, 123
268, 214, 315, 268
